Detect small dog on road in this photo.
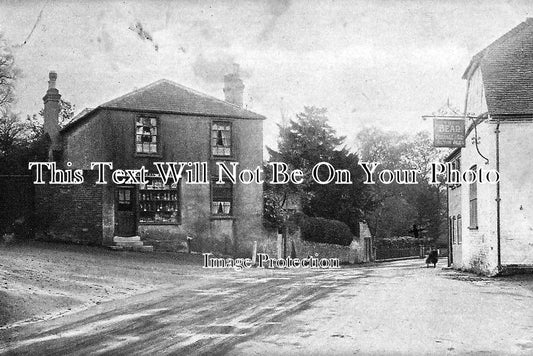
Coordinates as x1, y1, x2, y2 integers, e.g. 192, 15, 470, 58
426, 250, 438, 268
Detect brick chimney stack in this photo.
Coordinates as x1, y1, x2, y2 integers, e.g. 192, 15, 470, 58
42, 71, 62, 161
223, 63, 244, 107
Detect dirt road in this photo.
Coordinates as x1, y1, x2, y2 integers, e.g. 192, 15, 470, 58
1, 249, 532, 355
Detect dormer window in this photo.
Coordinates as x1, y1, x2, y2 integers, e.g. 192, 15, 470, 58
136, 116, 159, 154
211, 121, 232, 156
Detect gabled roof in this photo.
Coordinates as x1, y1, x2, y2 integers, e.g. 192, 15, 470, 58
62, 79, 265, 132
463, 18, 533, 116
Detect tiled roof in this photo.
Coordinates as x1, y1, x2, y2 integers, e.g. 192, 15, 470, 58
62, 79, 265, 132
465, 18, 533, 116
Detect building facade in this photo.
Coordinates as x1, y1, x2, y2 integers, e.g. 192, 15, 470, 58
447, 19, 533, 275
36, 69, 266, 256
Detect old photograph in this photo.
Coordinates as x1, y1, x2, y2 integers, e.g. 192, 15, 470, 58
0, 0, 532, 355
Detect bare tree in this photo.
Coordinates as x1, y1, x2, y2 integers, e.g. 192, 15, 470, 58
0, 33, 19, 114
0, 111, 25, 154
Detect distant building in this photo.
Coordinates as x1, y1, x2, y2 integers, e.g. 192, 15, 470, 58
446, 19, 533, 275
36, 67, 266, 255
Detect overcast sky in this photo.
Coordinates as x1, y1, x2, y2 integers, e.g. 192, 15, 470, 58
0, 0, 531, 151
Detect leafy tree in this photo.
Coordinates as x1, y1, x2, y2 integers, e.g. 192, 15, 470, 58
266, 106, 371, 237
356, 127, 447, 247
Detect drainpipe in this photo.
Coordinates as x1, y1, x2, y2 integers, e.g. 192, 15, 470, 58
495, 120, 501, 271
447, 185, 452, 267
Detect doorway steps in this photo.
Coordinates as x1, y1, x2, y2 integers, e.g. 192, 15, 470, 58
110, 236, 154, 252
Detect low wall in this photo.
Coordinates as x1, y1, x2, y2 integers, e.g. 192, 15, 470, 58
291, 232, 361, 264
258, 227, 361, 264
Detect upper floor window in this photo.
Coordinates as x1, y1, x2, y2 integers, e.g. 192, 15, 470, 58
469, 165, 478, 228
211, 122, 232, 156
136, 116, 158, 154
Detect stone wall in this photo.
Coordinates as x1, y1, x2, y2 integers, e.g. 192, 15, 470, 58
290, 229, 361, 264
257, 226, 362, 264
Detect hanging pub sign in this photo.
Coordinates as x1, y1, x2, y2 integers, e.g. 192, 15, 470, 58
433, 118, 465, 148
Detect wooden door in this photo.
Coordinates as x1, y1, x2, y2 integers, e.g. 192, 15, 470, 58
116, 187, 137, 236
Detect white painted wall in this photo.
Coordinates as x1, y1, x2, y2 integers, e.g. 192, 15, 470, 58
499, 122, 533, 265
460, 120, 499, 275
465, 66, 487, 116
453, 66, 533, 275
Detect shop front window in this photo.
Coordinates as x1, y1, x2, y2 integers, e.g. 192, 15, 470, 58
139, 174, 180, 223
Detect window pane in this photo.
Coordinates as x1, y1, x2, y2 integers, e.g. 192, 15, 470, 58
223, 202, 231, 214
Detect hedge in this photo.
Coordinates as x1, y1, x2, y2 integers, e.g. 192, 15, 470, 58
290, 213, 354, 246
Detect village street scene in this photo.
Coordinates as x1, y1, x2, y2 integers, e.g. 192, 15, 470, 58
1, 1, 533, 355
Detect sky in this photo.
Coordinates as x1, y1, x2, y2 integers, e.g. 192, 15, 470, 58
0, 0, 531, 153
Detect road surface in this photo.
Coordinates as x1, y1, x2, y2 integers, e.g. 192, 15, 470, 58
1, 260, 532, 355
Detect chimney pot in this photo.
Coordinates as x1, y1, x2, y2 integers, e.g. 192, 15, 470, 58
43, 71, 62, 161
48, 71, 57, 89
223, 64, 245, 107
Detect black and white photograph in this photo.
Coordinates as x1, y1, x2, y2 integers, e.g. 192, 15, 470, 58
0, 0, 532, 354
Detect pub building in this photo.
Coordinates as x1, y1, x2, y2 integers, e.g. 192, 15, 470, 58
445, 19, 533, 275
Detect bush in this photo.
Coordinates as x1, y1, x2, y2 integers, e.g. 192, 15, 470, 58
376, 236, 419, 249
291, 213, 354, 246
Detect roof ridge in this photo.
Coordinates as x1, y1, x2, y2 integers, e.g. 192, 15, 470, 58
100, 79, 169, 108
482, 20, 532, 56
101, 78, 260, 116
156, 78, 258, 115
463, 18, 533, 79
